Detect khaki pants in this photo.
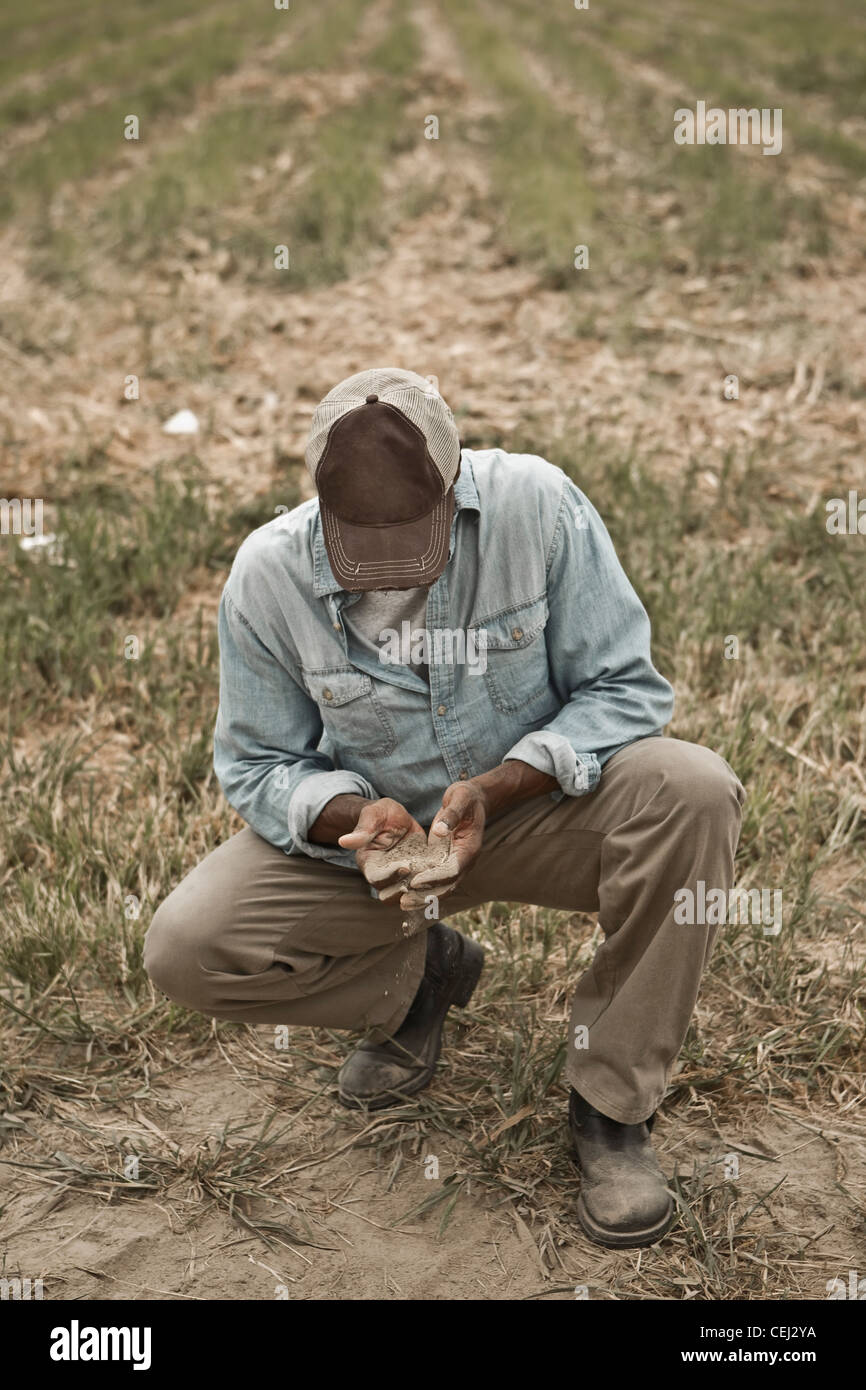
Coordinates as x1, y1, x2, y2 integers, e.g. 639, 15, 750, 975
144, 737, 744, 1123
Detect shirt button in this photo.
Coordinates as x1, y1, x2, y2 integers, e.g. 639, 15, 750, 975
323, 688, 333, 701
458, 769, 468, 780
512, 627, 523, 640
437, 704, 447, 716
332, 622, 340, 631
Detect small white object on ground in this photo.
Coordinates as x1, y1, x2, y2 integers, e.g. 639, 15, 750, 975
162, 409, 200, 435
19, 533, 58, 551
19, 533, 70, 565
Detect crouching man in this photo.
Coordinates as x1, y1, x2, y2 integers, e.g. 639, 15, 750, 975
145, 367, 744, 1249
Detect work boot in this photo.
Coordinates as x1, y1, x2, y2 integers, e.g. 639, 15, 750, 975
337, 923, 484, 1110
569, 1088, 675, 1248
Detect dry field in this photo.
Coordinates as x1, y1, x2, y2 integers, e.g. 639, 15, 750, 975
0, 0, 864, 1301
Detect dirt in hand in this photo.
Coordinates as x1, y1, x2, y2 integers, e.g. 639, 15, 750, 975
362, 830, 460, 931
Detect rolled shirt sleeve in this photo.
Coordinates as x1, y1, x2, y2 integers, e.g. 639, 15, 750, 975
503, 476, 673, 798
213, 590, 377, 867
286, 768, 378, 866
503, 730, 600, 797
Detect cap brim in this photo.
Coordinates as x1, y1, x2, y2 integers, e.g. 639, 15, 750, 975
320, 488, 454, 592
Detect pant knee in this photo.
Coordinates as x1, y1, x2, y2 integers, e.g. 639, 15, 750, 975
692, 749, 745, 827
144, 899, 215, 1013
645, 741, 745, 827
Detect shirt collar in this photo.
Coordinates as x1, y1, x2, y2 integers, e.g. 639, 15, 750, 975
312, 454, 480, 597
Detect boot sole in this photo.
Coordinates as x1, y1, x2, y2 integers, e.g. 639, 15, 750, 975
338, 935, 485, 1111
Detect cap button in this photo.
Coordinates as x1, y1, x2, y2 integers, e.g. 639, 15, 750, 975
365, 393, 378, 403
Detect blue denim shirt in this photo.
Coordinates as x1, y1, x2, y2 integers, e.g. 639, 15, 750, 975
214, 449, 674, 868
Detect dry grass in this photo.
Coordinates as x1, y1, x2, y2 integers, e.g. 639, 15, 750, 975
0, 0, 863, 1300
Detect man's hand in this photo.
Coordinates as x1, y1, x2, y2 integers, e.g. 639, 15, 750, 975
322, 761, 558, 910
338, 797, 425, 898
409, 760, 559, 902
408, 780, 487, 901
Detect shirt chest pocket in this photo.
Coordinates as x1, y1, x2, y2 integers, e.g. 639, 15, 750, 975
471, 596, 552, 716
302, 667, 397, 757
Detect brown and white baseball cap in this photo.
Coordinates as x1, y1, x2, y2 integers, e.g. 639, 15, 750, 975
305, 367, 461, 591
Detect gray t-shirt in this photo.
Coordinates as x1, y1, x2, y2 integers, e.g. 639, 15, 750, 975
343, 587, 430, 680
